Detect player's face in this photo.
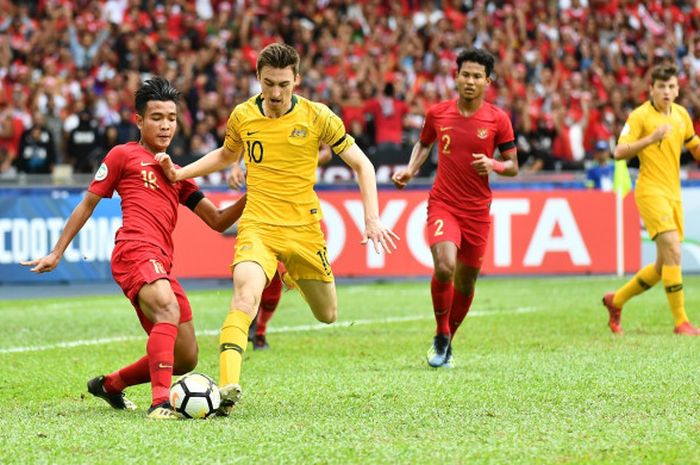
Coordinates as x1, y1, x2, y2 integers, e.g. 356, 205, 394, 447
258, 65, 299, 116
455, 61, 491, 102
649, 77, 679, 112
136, 100, 178, 154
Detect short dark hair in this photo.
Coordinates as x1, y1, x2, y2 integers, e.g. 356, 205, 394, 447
456, 48, 496, 78
256, 43, 300, 75
650, 64, 678, 85
134, 76, 180, 115
383, 82, 395, 97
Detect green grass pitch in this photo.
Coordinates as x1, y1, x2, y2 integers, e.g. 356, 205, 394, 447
1, 276, 699, 465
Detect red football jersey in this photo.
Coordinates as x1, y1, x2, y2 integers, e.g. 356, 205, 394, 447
364, 97, 409, 144
420, 99, 515, 213
88, 142, 199, 258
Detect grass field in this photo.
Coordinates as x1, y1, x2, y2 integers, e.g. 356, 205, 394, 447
1, 276, 699, 465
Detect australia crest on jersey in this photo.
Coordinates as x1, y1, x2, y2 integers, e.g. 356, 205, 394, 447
290, 127, 308, 138
476, 128, 489, 139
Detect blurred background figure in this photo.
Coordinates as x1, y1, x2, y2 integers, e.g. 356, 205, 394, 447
0, 0, 699, 178
66, 110, 102, 174
15, 114, 55, 174
586, 139, 614, 191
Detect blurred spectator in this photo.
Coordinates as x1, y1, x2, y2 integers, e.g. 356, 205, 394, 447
0, 94, 24, 173
340, 87, 366, 133
3, 0, 700, 178
524, 114, 558, 172
348, 119, 372, 154
586, 140, 614, 191
364, 82, 409, 148
67, 7, 110, 70
43, 96, 65, 164
66, 110, 102, 174
102, 125, 119, 153
114, 106, 139, 145
15, 115, 56, 174
0, 96, 17, 173
363, 82, 409, 175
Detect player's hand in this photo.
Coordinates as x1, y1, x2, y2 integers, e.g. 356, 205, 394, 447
391, 169, 413, 189
471, 153, 491, 175
227, 164, 245, 190
20, 252, 60, 273
154, 152, 178, 183
652, 124, 671, 144
361, 218, 400, 254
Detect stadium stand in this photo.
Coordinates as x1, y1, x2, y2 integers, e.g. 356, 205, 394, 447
1, 0, 699, 185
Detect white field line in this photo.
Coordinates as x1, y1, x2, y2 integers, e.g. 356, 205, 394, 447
0, 307, 537, 355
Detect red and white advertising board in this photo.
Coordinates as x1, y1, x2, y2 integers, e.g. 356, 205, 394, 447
172, 189, 640, 278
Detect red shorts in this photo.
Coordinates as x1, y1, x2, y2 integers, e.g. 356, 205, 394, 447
427, 201, 491, 268
111, 241, 193, 333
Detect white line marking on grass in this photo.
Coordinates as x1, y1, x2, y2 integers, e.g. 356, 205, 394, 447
0, 307, 538, 355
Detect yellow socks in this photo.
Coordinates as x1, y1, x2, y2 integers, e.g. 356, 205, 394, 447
219, 309, 253, 387
612, 264, 687, 326
662, 265, 687, 326
613, 264, 661, 308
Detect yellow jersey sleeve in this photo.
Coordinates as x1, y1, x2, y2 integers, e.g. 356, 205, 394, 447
681, 107, 700, 151
618, 108, 643, 146
315, 103, 355, 155
224, 108, 244, 155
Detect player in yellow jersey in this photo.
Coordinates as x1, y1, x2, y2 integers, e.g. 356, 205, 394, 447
157, 43, 399, 415
602, 64, 700, 336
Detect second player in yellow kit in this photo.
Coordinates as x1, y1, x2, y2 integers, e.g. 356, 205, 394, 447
157, 43, 398, 416
602, 64, 700, 336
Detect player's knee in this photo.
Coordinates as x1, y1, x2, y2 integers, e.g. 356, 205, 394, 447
174, 352, 198, 375
317, 310, 336, 324
232, 294, 257, 317
151, 300, 181, 325
316, 304, 337, 324
434, 261, 456, 282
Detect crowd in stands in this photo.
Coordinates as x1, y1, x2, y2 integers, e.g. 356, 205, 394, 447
1, 0, 700, 183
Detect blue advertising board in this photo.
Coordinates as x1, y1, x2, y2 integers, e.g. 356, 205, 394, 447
0, 188, 122, 284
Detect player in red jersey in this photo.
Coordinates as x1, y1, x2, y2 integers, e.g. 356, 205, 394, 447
21, 77, 245, 419
392, 48, 518, 368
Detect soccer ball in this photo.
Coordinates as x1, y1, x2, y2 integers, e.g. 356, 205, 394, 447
169, 373, 221, 419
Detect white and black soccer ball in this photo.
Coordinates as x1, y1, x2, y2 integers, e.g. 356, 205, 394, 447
169, 373, 221, 419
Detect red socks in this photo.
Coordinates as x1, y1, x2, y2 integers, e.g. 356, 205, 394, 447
257, 272, 283, 336
431, 275, 453, 335
146, 322, 178, 406
104, 356, 150, 393
101, 323, 179, 407
449, 289, 474, 337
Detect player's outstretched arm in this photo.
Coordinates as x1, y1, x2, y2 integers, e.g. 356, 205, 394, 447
392, 141, 431, 189
193, 193, 247, 232
338, 143, 400, 254
156, 146, 241, 182
20, 192, 102, 273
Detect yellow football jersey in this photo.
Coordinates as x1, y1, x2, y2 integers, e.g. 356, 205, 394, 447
224, 94, 355, 225
618, 101, 699, 200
